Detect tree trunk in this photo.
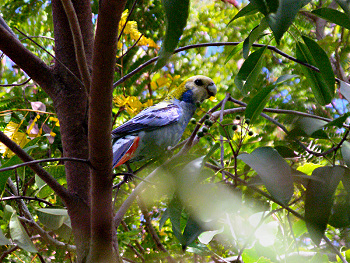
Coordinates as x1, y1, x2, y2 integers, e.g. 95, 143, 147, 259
51, 0, 93, 261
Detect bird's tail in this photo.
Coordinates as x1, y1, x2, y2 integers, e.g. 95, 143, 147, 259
112, 136, 140, 168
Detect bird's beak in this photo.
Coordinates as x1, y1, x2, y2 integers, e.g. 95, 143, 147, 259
207, 83, 217, 97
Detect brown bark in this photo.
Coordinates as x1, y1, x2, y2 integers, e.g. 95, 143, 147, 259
51, 0, 93, 261
88, 0, 127, 261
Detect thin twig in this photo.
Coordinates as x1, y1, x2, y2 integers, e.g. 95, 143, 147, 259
117, 0, 139, 42
0, 131, 71, 202
0, 195, 53, 206
113, 41, 329, 88
0, 157, 89, 173
0, 245, 19, 261
7, 178, 76, 251
60, 0, 91, 93
0, 78, 31, 87
116, 33, 143, 62
14, 27, 84, 88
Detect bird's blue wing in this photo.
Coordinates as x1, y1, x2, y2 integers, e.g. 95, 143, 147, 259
112, 102, 182, 138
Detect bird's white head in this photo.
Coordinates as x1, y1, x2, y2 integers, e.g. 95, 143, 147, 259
170, 75, 217, 104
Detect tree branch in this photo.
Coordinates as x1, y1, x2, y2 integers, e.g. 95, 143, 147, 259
0, 24, 56, 98
60, 0, 91, 93
0, 131, 71, 203
88, 0, 127, 261
0, 157, 89, 173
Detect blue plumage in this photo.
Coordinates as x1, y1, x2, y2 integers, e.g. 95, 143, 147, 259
112, 76, 217, 168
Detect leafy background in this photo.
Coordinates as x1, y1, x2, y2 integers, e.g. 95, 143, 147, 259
1, 0, 350, 262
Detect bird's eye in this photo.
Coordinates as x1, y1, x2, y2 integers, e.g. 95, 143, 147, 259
194, 79, 204, 86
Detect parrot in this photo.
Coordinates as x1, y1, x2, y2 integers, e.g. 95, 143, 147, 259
112, 75, 217, 168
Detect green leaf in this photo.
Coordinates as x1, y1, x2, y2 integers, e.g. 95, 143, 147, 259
234, 46, 267, 96
342, 141, 350, 167
289, 117, 328, 138
305, 166, 344, 245
274, 74, 299, 85
325, 113, 350, 128
153, 0, 190, 71
249, 0, 279, 16
339, 80, 350, 103
238, 147, 293, 205
329, 201, 350, 228
159, 208, 170, 230
182, 216, 205, 247
37, 208, 69, 230
36, 165, 66, 198
228, 3, 258, 24
225, 42, 244, 64
302, 36, 335, 93
10, 212, 38, 253
245, 74, 298, 123
0, 228, 11, 245
0, 137, 40, 191
267, 0, 303, 44
296, 41, 334, 105
274, 145, 297, 158
243, 18, 268, 58
312, 8, 350, 30
55, 221, 72, 242
245, 84, 275, 123
168, 197, 184, 243
198, 227, 224, 245
336, 0, 350, 17
292, 220, 307, 238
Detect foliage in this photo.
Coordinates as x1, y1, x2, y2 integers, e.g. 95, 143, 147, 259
1, 0, 350, 262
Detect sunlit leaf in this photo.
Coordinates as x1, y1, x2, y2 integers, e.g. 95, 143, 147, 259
292, 220, 307, 238
243, 18, 268, 58
0, 121, 30, 157
198, 227, 224, 245
0, 138, 40, 191
296, 41, 333, 105
302, 36, 335, 94
0, 228, 11, 246
37, 208, 69, 230
234, 46, 267, 96
225, 42, 244, 64
228, 3, 258, 24
238, 147, 293, 205
10, 212, 38, 253
245, 85, 275, 123
159, 209, 170, 230
305, 166, 344, 245
153, 0, 190, 71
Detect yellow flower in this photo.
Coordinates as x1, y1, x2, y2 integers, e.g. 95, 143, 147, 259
117, 9, 159, 50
